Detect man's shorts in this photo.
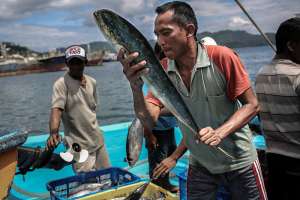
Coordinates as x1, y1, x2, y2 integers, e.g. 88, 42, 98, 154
187, 159, 267, 200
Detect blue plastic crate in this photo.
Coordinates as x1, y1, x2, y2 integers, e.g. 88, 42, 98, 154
47, 167, 141, 200
176, 169, 230, 200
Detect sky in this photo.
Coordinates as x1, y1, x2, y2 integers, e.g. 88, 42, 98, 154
0, 0, 299, 52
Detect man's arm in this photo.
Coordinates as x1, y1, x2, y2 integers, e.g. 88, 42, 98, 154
199, 46, 259, 146
198, 88, 259, 146
153, 138, 188, 178
142, 102, 161, 150
47, 108, 63, 150
132, 89, 161, 131
216, 88, 259, 138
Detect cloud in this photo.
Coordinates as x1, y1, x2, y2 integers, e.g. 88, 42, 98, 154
190, 0, 238, 17
0, 0, 47, 22
0, 23, 103, 51
140, 15, 155, 24
48, 0, 91, 8
229, 16, 251, 28
1, 0, 300, 51
121, 0, 144, 13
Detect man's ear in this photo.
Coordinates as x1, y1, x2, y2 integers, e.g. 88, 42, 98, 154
287, 41, 295, 52
186, 24, 196, 38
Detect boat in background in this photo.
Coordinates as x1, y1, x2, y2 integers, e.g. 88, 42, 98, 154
0, 42, 104, 78
102, 52, 117, 62
0, 55, 66, 77
87, 51, 104, 66
0, 53, 104, 77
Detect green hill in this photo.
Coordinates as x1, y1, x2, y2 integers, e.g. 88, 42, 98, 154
81, 30, 276, 53
197, 30, 275, 48
85, 41, 116, 53
2, 30, 276, 57
0, 42, 40, 57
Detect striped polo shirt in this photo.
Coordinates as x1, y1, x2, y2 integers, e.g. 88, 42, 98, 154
256, 59, 300, 159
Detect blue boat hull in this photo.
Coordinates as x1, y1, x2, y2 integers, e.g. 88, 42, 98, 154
8, 121, 265, 200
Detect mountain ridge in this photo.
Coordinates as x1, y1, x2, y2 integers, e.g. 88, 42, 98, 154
1, 30, 275, 56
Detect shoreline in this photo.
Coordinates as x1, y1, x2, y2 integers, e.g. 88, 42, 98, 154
0, 68, 66, 78
0, 63, 107, 78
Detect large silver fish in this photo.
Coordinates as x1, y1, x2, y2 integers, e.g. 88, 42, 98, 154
93, 9, 233, 159
126, 118, 144, 167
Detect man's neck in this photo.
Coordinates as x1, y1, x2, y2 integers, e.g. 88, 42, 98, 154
175, 39, 197, 71
68, 72, 86, 87
68, 72, 83, 80
275, 53, 300, 65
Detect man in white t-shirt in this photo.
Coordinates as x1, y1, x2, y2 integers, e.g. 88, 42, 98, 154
46, 45, 110, 173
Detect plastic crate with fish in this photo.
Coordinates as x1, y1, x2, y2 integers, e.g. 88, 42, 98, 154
78, 181, 179, 200
47, 167, 141, 200
176, 169, 230, 200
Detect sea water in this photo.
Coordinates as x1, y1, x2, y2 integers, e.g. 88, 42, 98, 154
0, 46, 274, 135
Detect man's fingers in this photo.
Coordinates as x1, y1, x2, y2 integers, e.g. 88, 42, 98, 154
210, 140, 219, 146
204, 135, 215, 145
153, 164, 163, 177
121, 52, 139, 70
125, 60, 147, 79
54, 138, 60, 146
117, 48, 126, 61
46, 140, 50, 151
154, 163, 163, 171
153, 163, 169, 178
47, 138, 54, 149
199, 127, 215, 142
47, 135, 61, 150
210, 135, 222, 146
153, 166, 164, 178
199, 128, 209, 136
51, 138, 57, 147
201, 132, 214, 142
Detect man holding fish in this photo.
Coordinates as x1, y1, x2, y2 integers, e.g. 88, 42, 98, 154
118, 1, 267, 199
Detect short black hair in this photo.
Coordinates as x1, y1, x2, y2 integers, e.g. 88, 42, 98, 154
155, 1, 198, 36
276, 17, 300, 54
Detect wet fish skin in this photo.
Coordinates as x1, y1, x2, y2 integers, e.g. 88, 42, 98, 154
126, 118, 144, 167
124, 182, 150, 200
93, 10, 233, 159
68, 182, 111, 198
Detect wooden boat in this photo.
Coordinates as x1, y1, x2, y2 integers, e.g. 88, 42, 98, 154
0, 130, 28, 199
5, 119, 264, 199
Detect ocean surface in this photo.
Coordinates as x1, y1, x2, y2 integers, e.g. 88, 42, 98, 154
0, 46, 274, 135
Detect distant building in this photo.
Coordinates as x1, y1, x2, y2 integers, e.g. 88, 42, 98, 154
0, 43, 7, 58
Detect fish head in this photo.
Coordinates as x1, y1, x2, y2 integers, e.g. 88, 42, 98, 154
93, 9, 125, 54
93, 9, 158, 70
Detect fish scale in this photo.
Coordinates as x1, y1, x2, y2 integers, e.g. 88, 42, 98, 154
126, 118, 144, 167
